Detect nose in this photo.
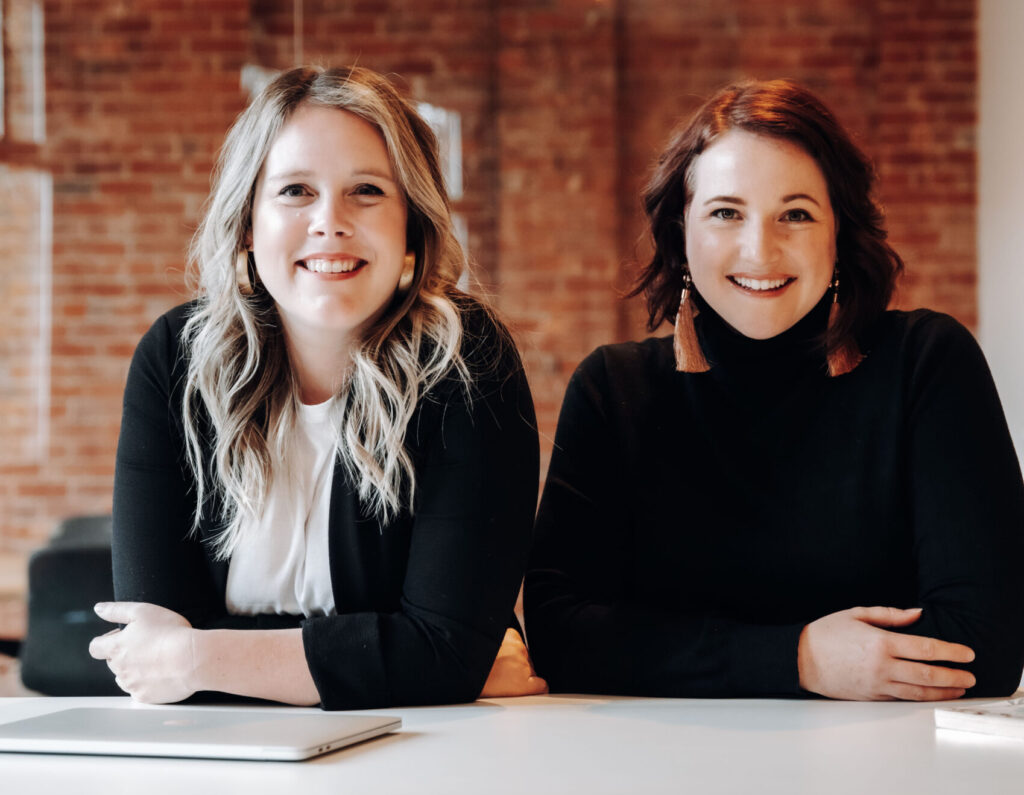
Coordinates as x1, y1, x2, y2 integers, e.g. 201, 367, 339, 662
307, 196, 353, 238
739, 217, 780, 267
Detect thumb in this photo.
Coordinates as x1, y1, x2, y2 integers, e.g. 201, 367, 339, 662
855, 605, 923, 628
94, 601, 141, 625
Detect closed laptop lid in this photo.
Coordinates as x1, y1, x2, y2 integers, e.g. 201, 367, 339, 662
0, 706, 401, 761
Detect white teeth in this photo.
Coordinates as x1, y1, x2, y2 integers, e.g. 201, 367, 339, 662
732, 276, 790, 291
303, 258, 362, 274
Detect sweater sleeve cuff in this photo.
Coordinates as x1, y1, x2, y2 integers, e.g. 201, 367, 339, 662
728, 622, 805, 696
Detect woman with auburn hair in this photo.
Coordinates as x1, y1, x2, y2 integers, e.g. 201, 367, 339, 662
90, 66, 546, 708
525, 79, 1024, 700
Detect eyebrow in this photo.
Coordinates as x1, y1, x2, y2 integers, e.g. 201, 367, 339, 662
264, 168, 397, 182
703, 195, 745, 206
781, 193, 822, 207
702, 193, 822, 207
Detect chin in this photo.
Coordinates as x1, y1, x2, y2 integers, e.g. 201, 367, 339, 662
726, 316, 800, 341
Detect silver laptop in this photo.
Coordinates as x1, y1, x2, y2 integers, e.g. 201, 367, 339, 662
0, 706, 401, 761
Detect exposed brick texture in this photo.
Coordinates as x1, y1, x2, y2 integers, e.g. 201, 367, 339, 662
0, 1, 978, 601
2, 0, 252, 555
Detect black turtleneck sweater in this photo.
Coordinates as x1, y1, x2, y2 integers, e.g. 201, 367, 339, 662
524, 298, 1024, 697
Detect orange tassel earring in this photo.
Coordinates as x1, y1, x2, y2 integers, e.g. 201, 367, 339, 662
674, 272, 710, 373
826, 267, 863, 377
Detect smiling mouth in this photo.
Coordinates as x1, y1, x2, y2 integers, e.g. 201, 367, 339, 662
728, 275, 796, 293
298, 258, 367, 274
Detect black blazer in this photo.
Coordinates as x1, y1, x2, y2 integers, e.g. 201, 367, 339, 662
113, 298, 539, 709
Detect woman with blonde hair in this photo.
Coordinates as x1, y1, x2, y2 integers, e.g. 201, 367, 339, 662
90, 66, 545, 708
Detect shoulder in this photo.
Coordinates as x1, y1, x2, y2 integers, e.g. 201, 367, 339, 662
870, 308, 985, 369
545, 336, 675, 430
446, 292, 526, 391
572, 335, 674, 400
132, 300, 198, 369
872, 308, 975, 348
865, 308, 995, 395
452, 293, 515, 361
121, 301, 197, 428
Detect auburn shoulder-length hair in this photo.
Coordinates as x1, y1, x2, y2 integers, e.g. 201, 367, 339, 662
184, 65, 477, 558
631, 79, 903, 363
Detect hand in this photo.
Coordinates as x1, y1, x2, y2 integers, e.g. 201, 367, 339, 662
479, 628, 548, 698
89, 602, 197, 704
798, 606, 976, 701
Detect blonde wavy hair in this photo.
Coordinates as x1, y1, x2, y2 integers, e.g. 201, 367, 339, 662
183, 66, 474, 558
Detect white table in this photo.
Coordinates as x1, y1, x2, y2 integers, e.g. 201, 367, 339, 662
0, 694, 1023, 793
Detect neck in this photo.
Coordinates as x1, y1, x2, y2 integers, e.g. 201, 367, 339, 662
281, 323, 353, 405
695, 292, 832, 388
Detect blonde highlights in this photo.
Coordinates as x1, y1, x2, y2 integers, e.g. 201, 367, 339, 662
183, 66, 472, 558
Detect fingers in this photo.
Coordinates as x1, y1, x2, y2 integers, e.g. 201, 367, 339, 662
884, 682, 967, 702
855, 605, 923, 628
88, 628, 121, 660
888, 632, 975, 664
889, 659, 976, 691
855, 606, 975, 664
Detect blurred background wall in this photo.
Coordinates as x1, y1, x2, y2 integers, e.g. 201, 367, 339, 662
0, 0, 984, 605
979, 0, 1024, 476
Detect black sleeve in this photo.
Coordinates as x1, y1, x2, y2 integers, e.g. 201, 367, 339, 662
302, 323, 540, 709
525, 349, 804, 697
113, 311, 296, 631
899, 314, 1024, 696
113, 311, 217, 618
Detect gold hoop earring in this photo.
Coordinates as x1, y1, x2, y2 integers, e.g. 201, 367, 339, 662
236, 251, 257, 296
397, 252, 416, 292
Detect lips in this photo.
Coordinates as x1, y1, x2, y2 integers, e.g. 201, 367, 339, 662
728, 275, 795, 293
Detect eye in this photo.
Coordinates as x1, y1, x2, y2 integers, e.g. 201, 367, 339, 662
278, 184, 311, 198
353, 183, 385, 198
710, 207, 740, 220
782, 208, 814, 222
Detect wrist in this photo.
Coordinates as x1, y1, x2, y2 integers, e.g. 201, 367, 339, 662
796, 624, 813, 692
184, 627, 207, 694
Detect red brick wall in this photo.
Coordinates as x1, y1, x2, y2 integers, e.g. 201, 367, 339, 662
0, 0, 977, 565
1, 0, 252, 551
496, 0, 622, 455
618, 0, 977, 336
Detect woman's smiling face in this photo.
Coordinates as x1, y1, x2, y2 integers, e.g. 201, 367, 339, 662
249, 103, 408, 349
683, 129, 836, 340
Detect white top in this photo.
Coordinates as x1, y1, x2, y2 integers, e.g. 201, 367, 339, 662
2, 694, 1024, 793
225, 399, 338, 618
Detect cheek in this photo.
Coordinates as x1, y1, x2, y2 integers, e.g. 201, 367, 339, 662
684, 227, 721, 287
252, 205, 302, 245
810, 234, 836, 279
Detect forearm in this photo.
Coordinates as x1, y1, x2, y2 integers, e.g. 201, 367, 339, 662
191, 628, 320, 706
525, 579, 804, 697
